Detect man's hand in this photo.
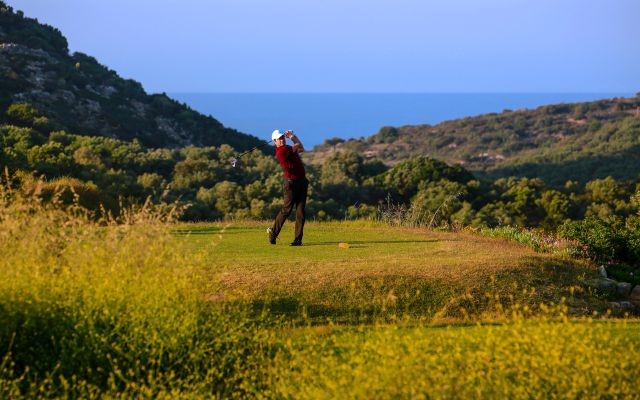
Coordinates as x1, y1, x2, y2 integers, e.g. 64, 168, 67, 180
286, 131, 304, 153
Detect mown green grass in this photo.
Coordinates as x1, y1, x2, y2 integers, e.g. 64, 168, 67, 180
176, 220, 598, 323
2, 199, 638, 398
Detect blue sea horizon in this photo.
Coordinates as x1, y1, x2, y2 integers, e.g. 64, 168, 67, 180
170, 92, 633, 148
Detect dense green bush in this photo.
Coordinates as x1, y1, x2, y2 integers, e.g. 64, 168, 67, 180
558, 217, 640, 265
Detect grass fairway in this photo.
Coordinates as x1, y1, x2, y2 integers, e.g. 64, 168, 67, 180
176, 221, 595, 322
2, 207, 639, 398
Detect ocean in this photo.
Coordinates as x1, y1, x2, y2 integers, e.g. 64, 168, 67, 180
170, 93, 631, 148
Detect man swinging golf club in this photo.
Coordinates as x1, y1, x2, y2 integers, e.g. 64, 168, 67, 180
267, 129, 309, 246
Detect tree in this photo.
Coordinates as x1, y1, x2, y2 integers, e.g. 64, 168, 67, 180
137, 172, 167, 199
498, 177, 546, 226
373, 126, 399, 143
318, 151, 366, 204
536, 189, 570, 229
28, 141, 74, 176
171, 159, 219, 190
383, 156, 474, 201
213, 181, 247, 217
584, 177, 634, 219
410, 179, 467, 227
6, 103, 49, 130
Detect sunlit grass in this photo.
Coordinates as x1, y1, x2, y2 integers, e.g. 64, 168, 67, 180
177, 220, 596, 322
0, 196, 275, 398
270, 319, 640, 399
1, 192, 637, 398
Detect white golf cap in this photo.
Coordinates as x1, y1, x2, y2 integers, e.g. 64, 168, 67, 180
271, 129, 284, 141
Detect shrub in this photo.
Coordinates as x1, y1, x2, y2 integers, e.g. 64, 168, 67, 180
558, 217, 640, 265
476, 225, 560, 253
5, 103, 44, 128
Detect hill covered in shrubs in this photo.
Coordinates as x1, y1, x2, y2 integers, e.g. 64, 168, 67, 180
0, 1, 263, 150
310, 95, 640, 185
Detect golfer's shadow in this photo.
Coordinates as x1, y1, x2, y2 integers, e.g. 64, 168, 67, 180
172, 227, 253, 236
304, 239, 440, 247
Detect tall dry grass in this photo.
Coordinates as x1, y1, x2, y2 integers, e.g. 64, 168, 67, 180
0, 175, 275, 398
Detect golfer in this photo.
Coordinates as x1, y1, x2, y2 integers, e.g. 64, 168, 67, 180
267, 129, 309, 246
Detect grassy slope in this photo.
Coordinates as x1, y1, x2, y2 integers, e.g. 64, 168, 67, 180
177, 221, 599, 322
175, 221, 640, 398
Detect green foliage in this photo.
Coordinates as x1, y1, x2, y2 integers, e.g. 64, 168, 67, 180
2, 120, 638, 230
558, 216, 640, 265
137, 172, 167, 197
498, 177, 546, 226
0, 125, 46, 170
371, 126, 399, 143
536, 189, 570, 229
317, 151, 367, 204
584, 176, 636, 219
477, 226, 559, 253
411, 179, 467, 227
606, 262, 640, 286
213, 181, 248, 218
382, 156, 473, 200
313, 96, 640, 185
6, 103, 38, 126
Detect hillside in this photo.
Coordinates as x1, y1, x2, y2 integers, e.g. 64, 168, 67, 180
308, 95, 640, 185
0, 1, 263, 150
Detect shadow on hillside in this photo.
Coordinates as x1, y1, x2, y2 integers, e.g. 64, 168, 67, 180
242, 254, 613, 324
248, 274, 456, 325
498, 255, 594, 301
483, 144, 640, 185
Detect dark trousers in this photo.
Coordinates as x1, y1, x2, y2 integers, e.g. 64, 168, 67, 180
271, 178, 309, 243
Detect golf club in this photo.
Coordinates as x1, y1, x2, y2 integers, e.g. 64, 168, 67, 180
230, 140, 272, 168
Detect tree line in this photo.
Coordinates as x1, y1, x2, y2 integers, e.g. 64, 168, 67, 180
1, 103, 638, 227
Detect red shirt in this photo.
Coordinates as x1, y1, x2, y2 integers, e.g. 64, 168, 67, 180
275, 145, 306, 180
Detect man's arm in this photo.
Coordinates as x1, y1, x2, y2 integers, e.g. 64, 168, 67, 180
285, 130, 304, 153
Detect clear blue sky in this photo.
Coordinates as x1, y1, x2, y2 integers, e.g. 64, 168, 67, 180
12, 0, 640, 94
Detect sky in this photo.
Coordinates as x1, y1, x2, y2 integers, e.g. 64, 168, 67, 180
11, 0, 640, 94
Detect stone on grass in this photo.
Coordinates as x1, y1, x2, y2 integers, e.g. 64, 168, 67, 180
616, 282, 632, 297
608, 301, 635, 310
598, 265, 608, 278
587, 278, 618, 294
619, 301, 634, 310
